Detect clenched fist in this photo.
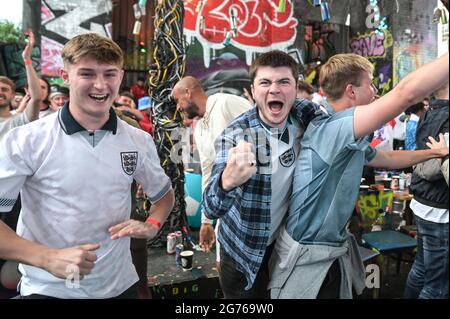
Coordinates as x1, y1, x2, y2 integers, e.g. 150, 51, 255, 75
221, 140, 257, 191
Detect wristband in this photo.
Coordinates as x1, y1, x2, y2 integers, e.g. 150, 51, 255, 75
24, 59, 32, 65
145, 218, 161, 230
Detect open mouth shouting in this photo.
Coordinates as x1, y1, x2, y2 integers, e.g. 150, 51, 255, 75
268, 100, 284, 115
89, 93, 109, 103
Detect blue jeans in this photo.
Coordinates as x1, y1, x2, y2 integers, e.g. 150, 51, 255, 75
404, 215, 449, 299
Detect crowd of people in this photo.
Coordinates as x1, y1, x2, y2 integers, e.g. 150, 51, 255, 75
0, 30, 448, 299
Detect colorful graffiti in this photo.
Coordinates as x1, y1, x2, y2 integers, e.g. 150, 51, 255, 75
40, 0, 113, 76
350, 28, 393, 96
350, 30, 393, 59
392, 1, 438, 86
357, 189, 394, 227
183, 0, 298, 67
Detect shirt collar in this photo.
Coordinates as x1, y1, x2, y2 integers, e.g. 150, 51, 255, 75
257, 110, 292, 141
59, 103, 117, 135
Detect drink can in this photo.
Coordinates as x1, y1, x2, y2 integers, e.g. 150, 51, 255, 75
320, 2, 330, 22
390, 178, 398, 190
174, 231, 183, 245
175, 244, 183, 265
399, 177, 405, 191
167, 233, 176, 254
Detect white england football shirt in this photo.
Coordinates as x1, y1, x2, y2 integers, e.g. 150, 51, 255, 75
0, 105, 172, 298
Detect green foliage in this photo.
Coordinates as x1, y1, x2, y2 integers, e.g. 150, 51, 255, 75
0, 20, 26, 45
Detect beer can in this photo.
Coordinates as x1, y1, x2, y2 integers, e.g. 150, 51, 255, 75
175, 244, 183, 265
320, 2, 330, 22
167, 233, 177, 254
390, 178, 399, 190
174, 231, 183, 245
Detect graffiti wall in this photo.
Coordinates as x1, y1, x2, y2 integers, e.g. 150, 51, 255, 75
40, 0, 113, 76
392, 0, 438, 85
182, 0, 344, 96
350, 0, 394, 96
350, 28, 394, 96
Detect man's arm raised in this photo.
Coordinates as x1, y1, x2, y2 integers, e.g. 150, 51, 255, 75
354, 53, 449, 139
22, 30, 42, 122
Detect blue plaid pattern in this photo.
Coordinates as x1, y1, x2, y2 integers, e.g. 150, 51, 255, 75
202, 98, 319, 289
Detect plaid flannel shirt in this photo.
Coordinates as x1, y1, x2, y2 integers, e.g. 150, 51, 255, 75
202, 98, 319, 289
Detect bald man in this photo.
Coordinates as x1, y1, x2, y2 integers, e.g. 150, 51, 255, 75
172, 76, 252, 257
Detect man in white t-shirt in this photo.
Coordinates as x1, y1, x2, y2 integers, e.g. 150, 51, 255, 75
172, 76, 252, 257
0, 33, 174, 299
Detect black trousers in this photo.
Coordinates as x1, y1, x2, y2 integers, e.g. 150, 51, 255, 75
219, 243, 275, 299
316, 259, 341, 299
20, 283, 139, 299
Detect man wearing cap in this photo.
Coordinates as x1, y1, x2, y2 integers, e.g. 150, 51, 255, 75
49, 85, 69, 112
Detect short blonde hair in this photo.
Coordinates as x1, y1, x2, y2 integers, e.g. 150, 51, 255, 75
320, 53, 374, 101
62, 33, 123, 68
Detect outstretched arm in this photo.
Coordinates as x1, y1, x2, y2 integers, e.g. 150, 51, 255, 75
22, 30, 42, 122
368, 144, 449, 170
354, 53, 449, 139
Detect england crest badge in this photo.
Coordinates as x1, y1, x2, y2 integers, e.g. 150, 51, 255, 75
121, 152, 138, 175
279, 148, 295, 167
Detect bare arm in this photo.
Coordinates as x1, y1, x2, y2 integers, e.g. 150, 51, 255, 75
147, 189, 175, 226
0, 220, 99, 279
109, 189, 175, 240
22, 30, 42, 122
368, 147, 449, 170
354, 53, 449, 139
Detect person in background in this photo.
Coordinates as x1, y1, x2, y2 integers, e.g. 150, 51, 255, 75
172, 76, 252, 265
114, 91, 144, 123
10, 90, 25, 113
405, 101, 428, 150
136, 96, 153, 136
0, 29, 41, 141
405, 82, 449, 299
131, 77, 148, 101
296, 80, 315, 101
36, 77, 52, 118
423, 97, 430, 111
48, 85, 69, 112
